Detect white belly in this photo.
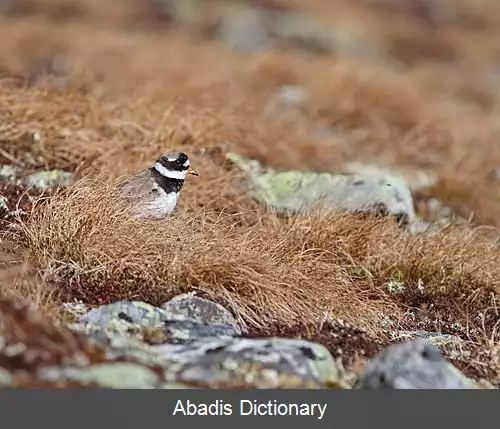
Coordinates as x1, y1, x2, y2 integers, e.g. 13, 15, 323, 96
138, 190, 179, 219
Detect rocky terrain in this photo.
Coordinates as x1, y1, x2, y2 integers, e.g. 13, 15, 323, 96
0, 0, 499, 388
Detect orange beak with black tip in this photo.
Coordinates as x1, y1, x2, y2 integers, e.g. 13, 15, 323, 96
187, 166, 199, 176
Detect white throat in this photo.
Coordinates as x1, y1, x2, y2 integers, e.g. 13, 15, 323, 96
154, 162, 188, 180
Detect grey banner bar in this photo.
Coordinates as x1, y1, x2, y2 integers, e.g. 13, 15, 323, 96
1, 390, 496, 429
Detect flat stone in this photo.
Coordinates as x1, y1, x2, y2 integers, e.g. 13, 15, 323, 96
227, 153, 416, 226
161, 293, 240, 330
249, 170, 416, 224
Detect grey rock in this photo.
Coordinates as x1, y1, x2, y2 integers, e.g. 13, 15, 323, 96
162, 319, 240, 344
153, 337, 340, 388
69, 319, 171, 368
218, 7, 270, 52
71, 320, 341, 388
161, 293, 240, 330
75, 301, 171, 365
24, 169, 74, 189
355, 340, 476, 389
73, 300, 343, 389
161, 293, 242, 342
79, 301, 168, 328
75, 299, 240, 362
37, 363, 161, 389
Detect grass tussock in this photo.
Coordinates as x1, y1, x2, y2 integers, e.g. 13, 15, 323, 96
18, 178, 317, 329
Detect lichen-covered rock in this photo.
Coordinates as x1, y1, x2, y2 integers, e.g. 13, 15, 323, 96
251, 171, 415, 224
78, 298, 241, 345
79, 301, 168, 328
72, 308, 342, 388
1, 296, 491, 389
162, 319, 240, 344
227, 152, 416, 226
153, 337, 341, 389
355, 340, 477, 389
70, 310, 173, 368
23, 169, 74, 189
161, 293, 240, 331
36, 363, 161, 389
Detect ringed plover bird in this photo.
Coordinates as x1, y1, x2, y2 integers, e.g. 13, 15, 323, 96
119, 152, 198, 219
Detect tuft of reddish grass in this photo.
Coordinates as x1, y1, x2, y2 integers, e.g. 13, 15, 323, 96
17, 177, 318, 329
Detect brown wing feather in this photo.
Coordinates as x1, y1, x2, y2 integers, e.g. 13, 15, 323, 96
118, 169, 158, 203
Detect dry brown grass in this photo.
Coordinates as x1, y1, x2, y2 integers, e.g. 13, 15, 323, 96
0, 0, 499, 382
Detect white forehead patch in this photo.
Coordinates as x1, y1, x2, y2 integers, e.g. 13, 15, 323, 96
182, 159, 190, 167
